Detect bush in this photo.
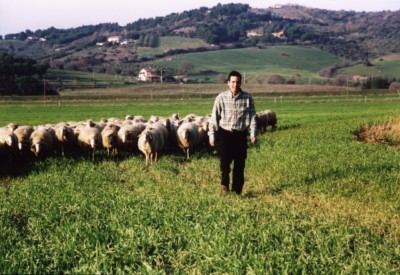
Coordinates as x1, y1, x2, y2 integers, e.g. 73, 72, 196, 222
268, 75, 285, 84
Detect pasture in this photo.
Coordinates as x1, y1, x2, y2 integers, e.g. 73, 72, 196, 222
0, 92, 400, 273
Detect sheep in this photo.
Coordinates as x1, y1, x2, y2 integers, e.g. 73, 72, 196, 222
117, 123, 146, 153
13, 125, 34, 156
77, 125, 102, 161
182, 114, 198, 122
101, 124, 120, 156
176, 121, 200, 160
53, 123, 76, 157
256, 110, 277, 133
196, 119, 210, 148
170, 113, 180, 123
0, 127, 18, 166
138, 126, 165, 166
133, 115, 147, 123
147, 120, 170, 146
30, 127, 55, 159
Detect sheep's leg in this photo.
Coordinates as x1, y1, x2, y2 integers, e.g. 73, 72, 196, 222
154, 152, 158, 163
186, 148, 190, 160
145, 152, 150, 166
92, 148, 95, 162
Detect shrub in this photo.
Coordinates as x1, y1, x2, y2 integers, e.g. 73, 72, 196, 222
268, 75, 285, 84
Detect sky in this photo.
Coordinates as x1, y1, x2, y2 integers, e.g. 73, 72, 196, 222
1, 0, 399, 37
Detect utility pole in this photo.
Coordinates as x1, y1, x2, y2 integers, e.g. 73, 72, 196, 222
43, 78, 46, 107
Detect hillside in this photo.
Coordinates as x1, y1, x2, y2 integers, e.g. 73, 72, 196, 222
153, 46, 345, 83
0, 3, 399, 83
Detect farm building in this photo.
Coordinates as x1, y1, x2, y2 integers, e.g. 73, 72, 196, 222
138, 68, 161, 82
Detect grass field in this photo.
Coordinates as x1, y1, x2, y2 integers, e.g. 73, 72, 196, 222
1, 94, 400, 273
154, 46, 346, 83
45, 70, 132, 90
138, 36, 210, 57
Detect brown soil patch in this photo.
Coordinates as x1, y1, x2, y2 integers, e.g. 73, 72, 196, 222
355, 121, 400, 148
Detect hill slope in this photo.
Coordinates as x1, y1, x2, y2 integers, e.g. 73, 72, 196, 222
153, 46, 346, 83
0, 3, 399, 81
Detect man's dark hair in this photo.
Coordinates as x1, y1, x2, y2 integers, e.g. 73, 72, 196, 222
227, 71, 242, 82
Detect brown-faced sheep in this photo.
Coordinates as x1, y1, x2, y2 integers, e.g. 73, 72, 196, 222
256, 110, 277, 133
176, 121, 200, 160
138, 126, 165, 166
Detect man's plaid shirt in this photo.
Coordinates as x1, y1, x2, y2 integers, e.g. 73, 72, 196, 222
209, 90, 257, 138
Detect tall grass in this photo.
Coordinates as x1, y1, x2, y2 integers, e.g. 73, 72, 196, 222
0, 97, 399, 273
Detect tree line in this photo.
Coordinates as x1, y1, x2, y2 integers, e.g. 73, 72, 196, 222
0, 53, 54, 96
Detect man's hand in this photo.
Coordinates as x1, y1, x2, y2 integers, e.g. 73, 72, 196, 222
209, 136, 215, 147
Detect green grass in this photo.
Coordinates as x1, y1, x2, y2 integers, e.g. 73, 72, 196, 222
339, 59, 400, 79
1, 96, 400, 273
45, 69, 132, 89
138, 36, 210, 57
154, 46, 346, 83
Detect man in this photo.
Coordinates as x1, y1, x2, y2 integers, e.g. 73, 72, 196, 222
209, 71, 257, 195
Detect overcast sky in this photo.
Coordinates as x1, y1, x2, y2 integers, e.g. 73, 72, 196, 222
1, 0, 399, 36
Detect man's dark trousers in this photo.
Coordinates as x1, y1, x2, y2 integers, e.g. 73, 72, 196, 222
218, 128, 248, 194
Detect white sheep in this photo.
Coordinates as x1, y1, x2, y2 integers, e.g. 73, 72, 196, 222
13, 125, 34, 156
30, 127, 55, 159
176, 121, 200, 160
133, 115, 147, 123
138, 126, 165, 166
101, 124, 120, 156
0, 127, 18, 165
256, 110, 277, 133
147, 120, 170, 147
77, 126, 102, 161
117, 123, 146, 153
53, 123, 76, 157
196, 119, 210, 148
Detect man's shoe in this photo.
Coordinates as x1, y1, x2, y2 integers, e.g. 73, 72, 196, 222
221, 185, 229, 194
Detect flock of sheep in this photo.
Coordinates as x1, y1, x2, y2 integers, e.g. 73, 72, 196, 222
0, 110, 277, 167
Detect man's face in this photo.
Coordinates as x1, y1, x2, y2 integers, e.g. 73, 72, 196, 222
228, 76, 242, 95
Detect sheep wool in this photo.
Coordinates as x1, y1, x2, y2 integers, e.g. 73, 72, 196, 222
30, 127, 55, 158
138, 127, 165, 166
176, 122, 200, 160
13, 125, 34, 153
256, 110, 277, 133
0, 127, 18, 164
118, 123, 146, 153
77, 126, 102, 161
101, 124, 121, 156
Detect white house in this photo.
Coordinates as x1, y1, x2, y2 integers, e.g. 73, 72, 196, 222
247, 31, 263, 38
138, 68, 161, 82
107, 36, 122, 44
